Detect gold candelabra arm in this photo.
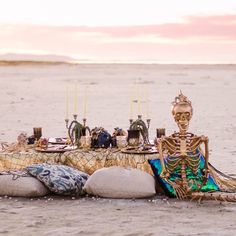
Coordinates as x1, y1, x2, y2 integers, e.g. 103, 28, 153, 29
129, 119, 133, 125
73, 114, 78, 121
65, 118, 72, 144
65, 118, 69, 129
146, 118, 151, 129
83, 118, 87, 127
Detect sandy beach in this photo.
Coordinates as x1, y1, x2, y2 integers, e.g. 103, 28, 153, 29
0, 63, 236, 235
0, 195, 235, 236
0, 196, 236, 236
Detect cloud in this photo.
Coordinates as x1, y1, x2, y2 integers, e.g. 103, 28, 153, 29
0, 14, 236, 62
1, 14, 236, 42
69, 14, 236, 40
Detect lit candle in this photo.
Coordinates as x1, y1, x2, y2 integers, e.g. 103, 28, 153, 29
83, 85, 88, 118
130, 86, 134, 119
65, 86, 69, 119
74, 81, 78, 114
137, 83, 141, 115
145, 84, 149, 118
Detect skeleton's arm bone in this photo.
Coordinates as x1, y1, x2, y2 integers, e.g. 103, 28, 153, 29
158, 139, 167, 175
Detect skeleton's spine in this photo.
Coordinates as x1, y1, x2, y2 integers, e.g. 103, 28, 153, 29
181, 160, 188, 189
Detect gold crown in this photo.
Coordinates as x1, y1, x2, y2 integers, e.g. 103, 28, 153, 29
172, 91, 192, 107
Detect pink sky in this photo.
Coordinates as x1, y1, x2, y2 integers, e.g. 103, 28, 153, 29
0, 0, 236, 63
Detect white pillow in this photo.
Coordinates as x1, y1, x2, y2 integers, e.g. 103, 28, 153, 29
0, 174, 49, 197
84, 166, 156, 199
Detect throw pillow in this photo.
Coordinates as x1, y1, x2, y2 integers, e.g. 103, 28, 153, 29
0, 173, 49, 197
84, 166, 156, 199
27, 164, 89, 196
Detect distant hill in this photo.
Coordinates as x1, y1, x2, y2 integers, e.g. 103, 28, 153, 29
0, 53, 75, 63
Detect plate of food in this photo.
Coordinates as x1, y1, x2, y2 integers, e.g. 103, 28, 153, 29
35, 144, 77, 153
48, 137, 68, 145
121, 145, 158, 154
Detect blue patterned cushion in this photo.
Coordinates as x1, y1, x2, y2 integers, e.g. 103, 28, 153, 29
26, 164, 89, 196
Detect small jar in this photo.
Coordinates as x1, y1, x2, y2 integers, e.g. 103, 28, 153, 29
116, 135, 127, 149
79, 136, 92, 149
127, 129, 140, 146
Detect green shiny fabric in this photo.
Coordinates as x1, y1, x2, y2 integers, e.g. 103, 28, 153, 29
149, 150, 219, 197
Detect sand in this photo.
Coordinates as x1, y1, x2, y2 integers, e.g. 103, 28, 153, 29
0, 63, 236, 235
0, 196, 236, 236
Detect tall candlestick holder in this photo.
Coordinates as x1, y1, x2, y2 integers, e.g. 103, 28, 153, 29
83, 118, 87, 127
64, 118, 71, 144
82, 118, 91, 136
129, 119, 134, 126
73, 113, 78, 121
146, 118, 151, 129
65, 114, 82, 146
65, 118, 69, 129
129, 115, 151, 145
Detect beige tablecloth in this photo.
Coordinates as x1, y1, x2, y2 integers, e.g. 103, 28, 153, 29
63, 149, 156, 175
0, 148, 157, 175
0, 150, 63, 172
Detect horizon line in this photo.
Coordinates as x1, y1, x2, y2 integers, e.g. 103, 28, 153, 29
1, 59, 236, 66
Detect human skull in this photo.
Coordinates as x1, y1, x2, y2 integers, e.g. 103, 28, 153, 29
172, 103, 192, 133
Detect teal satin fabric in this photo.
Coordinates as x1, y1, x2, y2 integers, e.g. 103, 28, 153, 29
149, 150, 219, 197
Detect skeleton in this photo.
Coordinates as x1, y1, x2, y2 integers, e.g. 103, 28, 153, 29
158, 92, 210, 198
157, 92, 236, 201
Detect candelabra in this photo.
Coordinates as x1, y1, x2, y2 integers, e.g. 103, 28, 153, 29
65, 115, 90, 146
129, 115, 151, 145
65, 114, 82, 145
